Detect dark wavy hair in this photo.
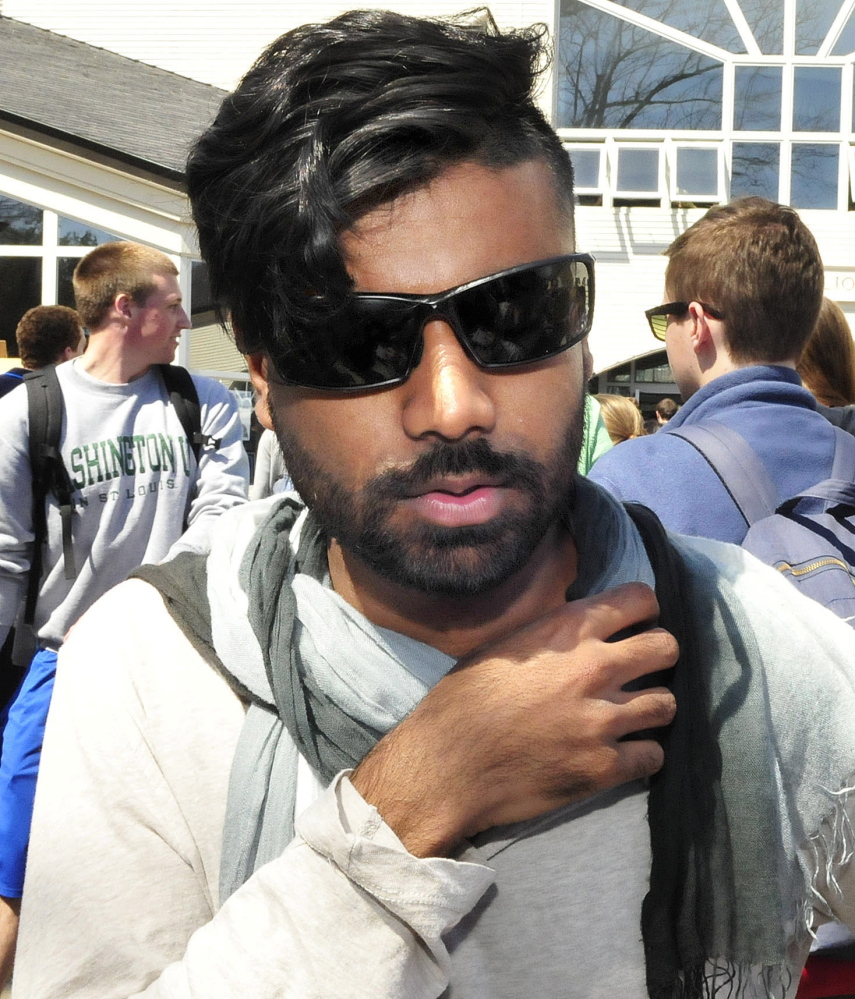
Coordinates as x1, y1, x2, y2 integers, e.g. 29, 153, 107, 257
186, 8, 574, 362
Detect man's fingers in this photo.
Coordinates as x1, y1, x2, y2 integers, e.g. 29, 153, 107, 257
566, 581, 661, 641
606, 626, 680, 688
613, 737, 667, 784
610, 687, 677, 737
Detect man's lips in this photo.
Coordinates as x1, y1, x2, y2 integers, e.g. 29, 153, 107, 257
402, 477, 508, 527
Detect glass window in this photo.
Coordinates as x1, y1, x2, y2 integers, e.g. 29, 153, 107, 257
634, 351, 673, 383
570, 148, 602, 188
613, 0, 745, 53
0, 257, 42, 350
616, 148, 660, 192
56, 258, 78, 309
796, 0, 845, 54
732, 142, 780, 199
191, 260, 216, 320
832, 8, 855, 54
558, 1, 723, 129
734, 66, 782, 130
58, 217, 119, 247
676, 147, 719, 195
790, 143, 839, 208
793, 67, 841, 132
607, 361, 631, 383
0, 195, 43, 246
740, 0, 784, 54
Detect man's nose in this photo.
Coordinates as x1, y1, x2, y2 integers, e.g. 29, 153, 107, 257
400, 320, 496, 442
178, 308, 191, 330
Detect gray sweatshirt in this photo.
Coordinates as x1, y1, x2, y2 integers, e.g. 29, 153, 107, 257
0, 358, 248, 650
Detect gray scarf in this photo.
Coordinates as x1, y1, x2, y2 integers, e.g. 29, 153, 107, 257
133, 479, 852, 996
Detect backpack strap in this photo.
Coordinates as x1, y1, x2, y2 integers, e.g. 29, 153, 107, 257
24, 366, 77, 625
669, 422, 779, 528
157, 364, 221, 464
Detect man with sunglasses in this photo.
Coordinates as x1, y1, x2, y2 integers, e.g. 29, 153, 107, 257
590, 198, 837, 546
15, 12, 855, 999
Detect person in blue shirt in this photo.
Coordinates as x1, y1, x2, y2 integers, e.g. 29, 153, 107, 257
590, 197, 836, 545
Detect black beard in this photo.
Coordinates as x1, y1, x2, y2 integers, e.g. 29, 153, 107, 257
270, 403, 583, 597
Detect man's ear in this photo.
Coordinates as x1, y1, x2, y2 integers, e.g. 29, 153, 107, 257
247, 352, 274, 431
687, 301, 714, 354
115, 292, 134, 321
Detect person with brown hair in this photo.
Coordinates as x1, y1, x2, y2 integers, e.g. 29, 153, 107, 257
0, 306, 86, 399
595, 393, 644, 444
591, 197, 837, 545
0, 242, 248, 987
797, 298, 855, 408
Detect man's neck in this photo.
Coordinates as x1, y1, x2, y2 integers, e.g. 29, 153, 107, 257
327, 522, 578, 658
78, 333, 151, 384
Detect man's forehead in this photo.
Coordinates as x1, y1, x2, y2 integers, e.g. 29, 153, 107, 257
340, 159, 574, 295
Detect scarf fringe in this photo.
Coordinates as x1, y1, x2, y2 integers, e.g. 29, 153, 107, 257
803, 779, 855, 935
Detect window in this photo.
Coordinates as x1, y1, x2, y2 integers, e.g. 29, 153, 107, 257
793, 67, 841, 131
674, 146, 720, 198
0, 193, 122, 349
734, 67, 782, 131
615, 147, 661, 194
732, 143, 781, 200
558, 1, 723, 130
558, 1, 855, 210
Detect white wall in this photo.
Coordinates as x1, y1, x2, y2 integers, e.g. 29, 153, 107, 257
3, 0, 555, 92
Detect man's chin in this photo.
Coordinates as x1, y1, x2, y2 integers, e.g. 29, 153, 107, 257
351, 517, 552, 597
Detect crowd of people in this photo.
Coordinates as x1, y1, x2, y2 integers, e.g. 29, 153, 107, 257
1, 9, 855, 999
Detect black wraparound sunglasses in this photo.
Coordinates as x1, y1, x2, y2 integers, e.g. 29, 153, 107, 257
267, 253, 595, 391
645, 301, 725, 341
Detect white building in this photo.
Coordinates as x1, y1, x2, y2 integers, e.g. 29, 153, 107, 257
2, 0, 854, 407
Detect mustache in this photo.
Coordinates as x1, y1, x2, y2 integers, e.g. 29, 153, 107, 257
370, 437, 544, 499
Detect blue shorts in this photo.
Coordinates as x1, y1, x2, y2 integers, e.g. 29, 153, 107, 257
0, 648, 56, 898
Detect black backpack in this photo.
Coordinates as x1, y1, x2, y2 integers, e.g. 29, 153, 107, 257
671, 421, 855, 628
22, 363, 218, 626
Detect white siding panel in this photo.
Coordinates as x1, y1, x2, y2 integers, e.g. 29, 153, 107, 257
4, 0, 557, 92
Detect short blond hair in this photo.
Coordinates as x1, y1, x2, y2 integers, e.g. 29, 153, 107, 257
73, 242, 178, 330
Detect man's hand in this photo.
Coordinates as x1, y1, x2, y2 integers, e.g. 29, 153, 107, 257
352, 582, 678, 857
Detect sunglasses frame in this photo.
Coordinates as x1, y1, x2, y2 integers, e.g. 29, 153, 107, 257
645, 301, 725, 341
270, 252, 596, 391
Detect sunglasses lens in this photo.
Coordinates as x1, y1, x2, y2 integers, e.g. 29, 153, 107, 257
272, 299, 422, 390
455, 259, 592, 366
651, 315, 667, 340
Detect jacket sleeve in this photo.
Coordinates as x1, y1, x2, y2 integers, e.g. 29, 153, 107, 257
167, 378, 249, 557
15, 580, 492, 999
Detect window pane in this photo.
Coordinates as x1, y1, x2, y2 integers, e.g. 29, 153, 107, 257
676, 147, 718, 194
570, 148, 601, 188
732, 142, 780, 199
617, 148, 659, 191
191, 260, 215, 319
558, 1, 723, 129
790, 144, 839, 208
58, 217, 119, 247
793, 67, 841, 132
734, 67, 782, 130
0, 195, 42, 246
0, 257, 42, 352
740, 0, 784, 54
833, 8, 855, 54
796, 0, 844, 54
57, 258, 78, 309
613, 0, 746, 52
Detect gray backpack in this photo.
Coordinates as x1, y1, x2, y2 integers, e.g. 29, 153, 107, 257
671, 421, 855, 628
